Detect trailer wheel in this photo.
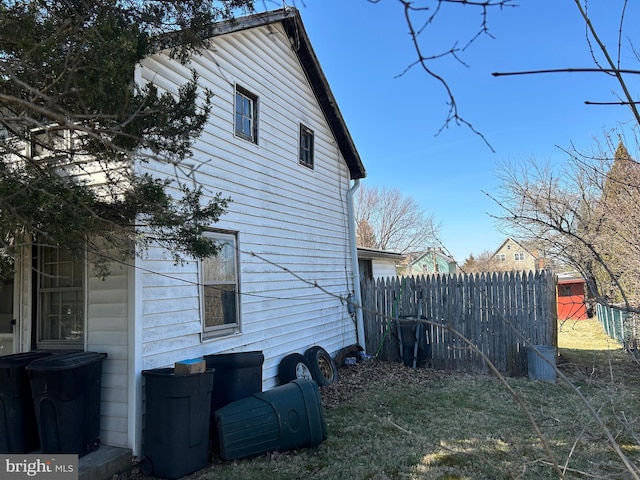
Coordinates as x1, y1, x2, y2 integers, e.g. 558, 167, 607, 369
278, 353, 313, 384
304, 346, 339, 387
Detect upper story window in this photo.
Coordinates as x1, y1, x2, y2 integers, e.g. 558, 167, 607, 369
496, 254, 506, 262
37, 245, 85, 350
201, 232, 240, 337
235, 86, 258, 143
30, 127, 69, 161
299, 124, 314, 169
514, 252, 525, 261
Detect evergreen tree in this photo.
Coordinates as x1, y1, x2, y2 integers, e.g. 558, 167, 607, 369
0, 0, 254, 276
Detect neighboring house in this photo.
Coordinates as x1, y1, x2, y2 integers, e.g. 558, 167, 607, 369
5, 8, 366, 458
401, 248, 457, 276
357, 247, 404, 280
557, 275, 588, 320
492, 238, 542, 272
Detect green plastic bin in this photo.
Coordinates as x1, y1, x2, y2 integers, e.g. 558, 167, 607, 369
142, 367, 214, 480
214, 378, 327, 461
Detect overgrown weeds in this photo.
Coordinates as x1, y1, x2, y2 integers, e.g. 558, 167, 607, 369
142, 319, 640, 480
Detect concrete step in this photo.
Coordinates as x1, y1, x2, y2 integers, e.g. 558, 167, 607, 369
79, 445, 132, 480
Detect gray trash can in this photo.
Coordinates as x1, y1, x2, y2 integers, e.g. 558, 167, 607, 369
526, 345, 556, 383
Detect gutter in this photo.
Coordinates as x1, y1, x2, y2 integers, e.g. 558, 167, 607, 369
347, 179, 366, 353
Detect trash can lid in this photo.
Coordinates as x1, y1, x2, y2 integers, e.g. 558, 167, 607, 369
0, 351, 53, 369
204, 351, 264, 368
26, 351, 107, 371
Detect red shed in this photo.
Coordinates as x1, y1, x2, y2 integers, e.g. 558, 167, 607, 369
557, 276, 588, 320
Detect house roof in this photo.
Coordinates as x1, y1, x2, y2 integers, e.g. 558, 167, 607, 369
201, 8, 366, 180
557, 276, 586, 285
406, 249, 456, 266
491, 238, 538, 258
357, 247, 404, 260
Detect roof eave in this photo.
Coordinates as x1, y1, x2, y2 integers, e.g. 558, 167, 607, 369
280, 11, 366, 179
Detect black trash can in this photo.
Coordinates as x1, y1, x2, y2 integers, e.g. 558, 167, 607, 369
215, 378, 327, 461
204, 351, 263, 437
0, 351, 52, 453
27, 351, 107, 457
142, 367, 214, 480
397, 316, 431, 368
204, 351, 264, 411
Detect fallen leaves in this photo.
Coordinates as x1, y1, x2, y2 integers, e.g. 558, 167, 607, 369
319, 358, 453, 409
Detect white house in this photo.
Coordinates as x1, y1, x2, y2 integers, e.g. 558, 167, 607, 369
5, 7, 366, 459
357, 247, 403, 280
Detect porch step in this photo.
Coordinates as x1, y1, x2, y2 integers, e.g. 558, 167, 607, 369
79, 445, 132, 480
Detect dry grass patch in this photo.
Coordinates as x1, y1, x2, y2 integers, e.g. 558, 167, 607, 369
558, 317, 620, 350
137, 320, 640, 480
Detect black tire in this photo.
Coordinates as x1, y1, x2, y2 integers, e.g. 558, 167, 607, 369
278, 353, 313, 384
304, 346, 339, 387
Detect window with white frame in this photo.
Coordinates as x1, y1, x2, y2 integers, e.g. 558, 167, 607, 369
201, 232, 240, 336
30, 127, 69, 161
514, 252, 525, 261
234, 86, 258, 143
299, 124, 314, 169
496, 254, 506, 262
37, 245, 85, 349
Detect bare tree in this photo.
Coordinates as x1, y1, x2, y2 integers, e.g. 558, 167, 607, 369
495, 138, 640, 307
460, 250, 498, 273
355, 185, 438, 254
380, 0, 519, 149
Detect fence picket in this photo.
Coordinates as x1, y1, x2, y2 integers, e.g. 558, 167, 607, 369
361, 270, 557, 375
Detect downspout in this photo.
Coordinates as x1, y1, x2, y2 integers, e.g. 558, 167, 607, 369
347, 179, 366, 353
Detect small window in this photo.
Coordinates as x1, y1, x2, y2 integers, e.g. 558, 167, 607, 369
558, 285, 572, 297
299, 124, 314, 169
235, 86, 258, 143
30, 128, 67, 160
201, 232, 240, 337
496, 254, 506, 262
514, 252, 525, 261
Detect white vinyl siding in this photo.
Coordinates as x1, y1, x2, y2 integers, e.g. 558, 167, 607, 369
136, 22, 357, 387
86, 261, 129, 448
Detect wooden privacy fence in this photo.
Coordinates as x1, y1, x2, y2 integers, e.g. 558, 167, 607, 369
360, 270, 558, 376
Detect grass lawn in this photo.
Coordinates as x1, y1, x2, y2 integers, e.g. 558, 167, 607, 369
140, 319, 640, 480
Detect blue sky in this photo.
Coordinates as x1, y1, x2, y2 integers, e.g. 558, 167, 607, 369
271, 1, 638, 262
